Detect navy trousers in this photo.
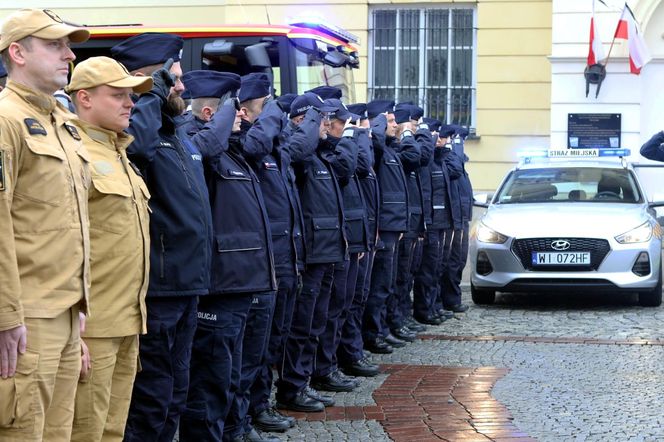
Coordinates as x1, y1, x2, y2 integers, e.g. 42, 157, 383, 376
338, 250, 375, 365
363, 231, 400, 342
179, 294, 254, 442
224, 292, 275, 439
314, 255, 359, 378
388, 234, 418, 331
440, 225, 469, 309
124, 296, 198, 442
276, 263, 333, 402
413, 229, 443, 320
249, 273, 298, 417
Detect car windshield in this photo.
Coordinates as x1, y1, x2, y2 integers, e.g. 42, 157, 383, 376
495, 167, 642, 204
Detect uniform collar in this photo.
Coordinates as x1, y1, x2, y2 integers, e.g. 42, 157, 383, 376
6, 80, 59, 114
75, 118, 134, 152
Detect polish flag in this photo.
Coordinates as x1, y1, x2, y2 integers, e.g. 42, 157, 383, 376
613, 3, 651, 74
587, 1, 606, 65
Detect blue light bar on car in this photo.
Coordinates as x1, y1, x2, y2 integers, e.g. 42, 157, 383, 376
518, 148, 631, 159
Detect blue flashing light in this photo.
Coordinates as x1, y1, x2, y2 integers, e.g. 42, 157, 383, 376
598, 148, 631, 157
288, 13, 360, 44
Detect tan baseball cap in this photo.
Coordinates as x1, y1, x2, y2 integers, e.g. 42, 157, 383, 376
0, 9, 90, 52
66, 56, 153, 94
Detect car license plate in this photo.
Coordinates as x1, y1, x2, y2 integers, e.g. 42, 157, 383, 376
531, 252, 591, 265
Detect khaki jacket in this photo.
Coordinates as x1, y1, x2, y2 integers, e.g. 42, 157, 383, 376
76, 120, 151, 337
0, 81, 90, 331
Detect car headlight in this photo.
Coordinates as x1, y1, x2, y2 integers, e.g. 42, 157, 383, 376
615, 221, 653, 244
476, 222, 508, 244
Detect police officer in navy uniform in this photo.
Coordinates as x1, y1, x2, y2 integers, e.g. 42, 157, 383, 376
337, 103, 381, 377
363, 100, 420, 354
275, 94, 354, 413
413, 120, 463, 324
437, 124, 468, 315
246, 94, 317, 434
110, 33, 214, 442
310, 97, 367, 393
178, 70, 225, 136
640, 130, 664, 161
177, 73, 282, 442
388, 104, 433, 345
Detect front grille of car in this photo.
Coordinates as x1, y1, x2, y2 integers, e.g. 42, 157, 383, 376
512, 237, 611, 271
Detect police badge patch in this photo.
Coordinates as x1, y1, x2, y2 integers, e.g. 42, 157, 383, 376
23, 118, 47, 135
0, 151, 5, 191
65, 124, 81, 141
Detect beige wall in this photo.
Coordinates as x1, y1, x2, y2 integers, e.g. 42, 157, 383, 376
0, 0, 553, 190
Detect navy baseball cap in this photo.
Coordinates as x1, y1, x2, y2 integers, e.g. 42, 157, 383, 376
238, 72, 271, 103
347, 103, 367, 120
325, 99, 360, 122
111, 33, 183, 72
289, 92, 337, 118
367, 99, 395, 119
423, 117, 441, 132
306, 85, 342, 100
276, 93, 297, 114
182, 70, 241, 99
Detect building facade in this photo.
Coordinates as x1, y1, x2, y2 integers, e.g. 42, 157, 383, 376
8, 1, 659, 191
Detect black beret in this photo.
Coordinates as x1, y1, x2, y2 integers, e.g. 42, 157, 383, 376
306, 85, 342, 100
367, 99, 395, 119
422, 117, 441, 132
111, 33, 183, 72
182, 70, 241, 99
439, 124, 456, 138
238, 72, 271, 103
276, 93, 297, 114
410, 106, 424, 120
347, 103, 367, 120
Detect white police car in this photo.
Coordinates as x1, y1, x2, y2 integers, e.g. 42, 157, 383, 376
470, 149, 664, 306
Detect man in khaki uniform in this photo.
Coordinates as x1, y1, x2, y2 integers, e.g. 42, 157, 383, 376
0, 8, 90, 442
66, 56, 153, 442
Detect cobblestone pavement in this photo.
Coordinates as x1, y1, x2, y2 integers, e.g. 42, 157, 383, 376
271, 288, 664, 441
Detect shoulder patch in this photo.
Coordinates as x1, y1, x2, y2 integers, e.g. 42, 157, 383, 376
0, 151, 5, 191
24, 118, 47, 136
65, 124, 81, 141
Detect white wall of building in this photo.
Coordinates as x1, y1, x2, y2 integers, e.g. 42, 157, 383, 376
550, 0, 663, 160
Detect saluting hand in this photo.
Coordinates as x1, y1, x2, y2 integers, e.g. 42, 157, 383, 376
151, 58, 176, 101
0, 325, 27, 378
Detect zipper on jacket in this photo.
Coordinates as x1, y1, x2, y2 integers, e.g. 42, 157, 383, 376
160, 234, 165, 278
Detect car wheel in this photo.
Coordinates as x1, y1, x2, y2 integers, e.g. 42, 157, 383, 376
471, 284, 496, 305
638, 268, 662, 307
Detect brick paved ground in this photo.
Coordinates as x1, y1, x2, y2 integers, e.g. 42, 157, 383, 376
271, 288, 664, 442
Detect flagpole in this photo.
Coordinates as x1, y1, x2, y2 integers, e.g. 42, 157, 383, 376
602, 2, 624, 68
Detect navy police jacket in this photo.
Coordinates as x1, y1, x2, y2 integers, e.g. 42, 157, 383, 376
357, 129, 380, 249
404, 126, 435, 235
293, 112, 350, 264
453, 137, 474, 223
127, 92, 212, 297
330, 129, 369, 254
249, 102, 307, 277
371, 114, 420, 233
640, 131, 664, 162
185, 103, 277, 295
428, 147, 463, 230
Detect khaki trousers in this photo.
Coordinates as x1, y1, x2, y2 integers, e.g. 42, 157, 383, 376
0, 307, 80, 442
71, 335, 139, 442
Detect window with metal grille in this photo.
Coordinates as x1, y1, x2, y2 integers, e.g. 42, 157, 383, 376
369, 7, 476, 130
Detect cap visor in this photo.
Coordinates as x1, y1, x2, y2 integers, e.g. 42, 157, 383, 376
108, 76, 153, 94
33, 24, 89, 44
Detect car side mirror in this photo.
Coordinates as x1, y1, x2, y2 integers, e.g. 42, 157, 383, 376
473, 193, 491, 208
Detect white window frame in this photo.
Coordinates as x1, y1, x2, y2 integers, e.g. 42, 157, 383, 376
368, 4, 477, 130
